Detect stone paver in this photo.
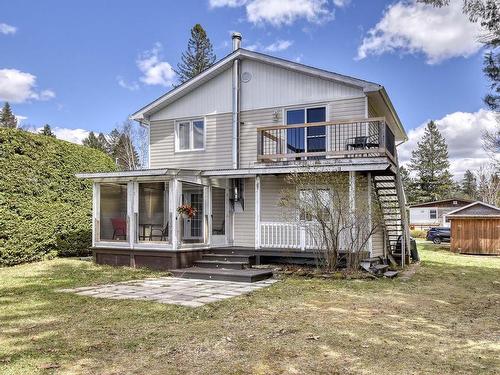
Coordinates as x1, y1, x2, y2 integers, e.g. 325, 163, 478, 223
58, 277, 277, 307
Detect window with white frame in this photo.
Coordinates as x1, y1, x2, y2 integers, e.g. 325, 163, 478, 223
176, 119, 204, 151
298, 188, 330, 221
429, 209, 437, 219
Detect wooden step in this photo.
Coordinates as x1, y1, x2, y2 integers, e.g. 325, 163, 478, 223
194, 260, 248, 270
170, 267, 273, 283
202, 254, 253, 263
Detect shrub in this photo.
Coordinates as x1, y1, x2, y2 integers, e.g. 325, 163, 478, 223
410, 229, 427, 239
0, 128, 116, 266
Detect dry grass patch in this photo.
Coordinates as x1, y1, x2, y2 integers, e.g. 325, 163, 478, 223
0, 242, 499, 374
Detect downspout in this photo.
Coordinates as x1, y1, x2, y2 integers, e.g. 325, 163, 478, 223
231, 32, 242, 170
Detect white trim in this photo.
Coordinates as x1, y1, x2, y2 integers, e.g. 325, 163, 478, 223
283, 105, 328, 156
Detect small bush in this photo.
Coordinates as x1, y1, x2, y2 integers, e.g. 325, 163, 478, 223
410, 229, 427, 238
0, 128, 117, 266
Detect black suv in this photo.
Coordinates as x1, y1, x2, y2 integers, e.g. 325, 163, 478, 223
426, 227, 451, 244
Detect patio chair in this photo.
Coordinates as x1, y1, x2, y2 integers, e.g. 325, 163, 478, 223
111, 218, 127, 240
345, 136, 368, 150
150, 222, 169, 241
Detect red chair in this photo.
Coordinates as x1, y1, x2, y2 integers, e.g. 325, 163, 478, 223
111, 218, 127, 240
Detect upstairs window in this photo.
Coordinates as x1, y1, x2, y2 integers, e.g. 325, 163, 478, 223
176, 119, 204, 151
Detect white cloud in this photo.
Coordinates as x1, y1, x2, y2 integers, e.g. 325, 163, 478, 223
116, 76, 139, 91
30, 126, 89, 144
209, 0, 246, 7
14, 114, 27, 125
264, 39, 293, 52
211, 0, 335, 26
0, 69, 56, 103
0, 23, 16, 35
357, 0, 483, 64
398, 109, 498, 178
136, 43, 175, 87
333, 0, 350, 7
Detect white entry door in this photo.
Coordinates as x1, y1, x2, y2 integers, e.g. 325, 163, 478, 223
183, 192, 203, 239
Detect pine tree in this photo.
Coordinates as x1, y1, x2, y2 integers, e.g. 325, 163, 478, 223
399, 166, 421, 204
0, 102, 18, 128
176, 24, 216, 84
83, 131, 109, 153
409, 121, 454, 202
461, 169, 478, 199
40, 124, 56, 138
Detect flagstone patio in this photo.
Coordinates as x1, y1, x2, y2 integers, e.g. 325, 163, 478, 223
58, 277, 277, 307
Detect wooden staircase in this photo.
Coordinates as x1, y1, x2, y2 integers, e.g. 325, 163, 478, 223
171, 248, 273, 282
373, 171, 410, 266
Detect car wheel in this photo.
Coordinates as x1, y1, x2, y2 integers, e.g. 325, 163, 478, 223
433, 237, 442, 244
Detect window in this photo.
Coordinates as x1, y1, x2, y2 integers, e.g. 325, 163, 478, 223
299, 188, 330, 221
430, 209, 437, 219
176, 119, 204, 151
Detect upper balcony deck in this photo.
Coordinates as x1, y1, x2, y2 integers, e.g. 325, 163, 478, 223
255, 117, 397, 168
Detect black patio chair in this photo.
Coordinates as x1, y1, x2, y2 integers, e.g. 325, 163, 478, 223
149, 222, 169, 241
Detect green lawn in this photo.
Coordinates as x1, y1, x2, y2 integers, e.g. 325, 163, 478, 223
1, 243, 499, 375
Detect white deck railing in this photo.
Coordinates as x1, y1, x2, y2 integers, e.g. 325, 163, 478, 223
260, 222, 324, 250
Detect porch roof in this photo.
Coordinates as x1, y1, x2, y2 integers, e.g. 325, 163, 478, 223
77, 158, 393, 181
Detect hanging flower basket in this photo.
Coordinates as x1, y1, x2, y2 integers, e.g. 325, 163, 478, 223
177, 204, 197, 219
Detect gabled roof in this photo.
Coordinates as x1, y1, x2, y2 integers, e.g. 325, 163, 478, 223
446, 201, 500, 218
130, 48, 405, 139
409, 198, 473, 208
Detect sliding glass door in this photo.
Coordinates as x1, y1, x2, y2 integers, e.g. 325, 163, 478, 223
286, 107, 326, 158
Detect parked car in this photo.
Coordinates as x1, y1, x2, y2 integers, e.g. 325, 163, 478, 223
426, 227, 451, 244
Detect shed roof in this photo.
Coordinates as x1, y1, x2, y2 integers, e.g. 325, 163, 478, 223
409, 198, 473, 208
446, 201, 500, 218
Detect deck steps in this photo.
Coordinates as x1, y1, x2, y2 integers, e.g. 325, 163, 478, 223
171, 249, 272, 282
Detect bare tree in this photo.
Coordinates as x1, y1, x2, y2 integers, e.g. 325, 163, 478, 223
482, 114, 500, 170
476, 164, 500, 206
109, 120, 148, 170
279, 172, 383, 272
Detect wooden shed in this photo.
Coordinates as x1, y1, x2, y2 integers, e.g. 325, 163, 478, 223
447, 202, 500, 255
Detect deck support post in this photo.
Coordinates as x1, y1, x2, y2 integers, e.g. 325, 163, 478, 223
367, 172, 373, 256
349, 171, 356, 253
255, 175, 261, 249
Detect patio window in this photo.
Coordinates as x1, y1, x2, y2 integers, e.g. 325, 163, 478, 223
99, 183, 128, 241
298, 188, 330, 221
138, 182, 169, 242
176, 119, 204, 151
286, 106, 326, 157
211, 187, 225, 236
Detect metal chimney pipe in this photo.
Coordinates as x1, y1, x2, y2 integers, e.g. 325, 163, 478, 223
231, 32, 241, 170
232, 32, 242, 51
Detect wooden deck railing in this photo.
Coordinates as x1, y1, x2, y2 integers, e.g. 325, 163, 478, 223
256, 117, 396, 163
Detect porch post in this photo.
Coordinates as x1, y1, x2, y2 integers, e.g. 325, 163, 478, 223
226, 179, 233, 245
127, 181, 135, 249
205, 183, 212, 246
349, 171, 356, 253
169, 178, 181, 250
255, 175, 261, 249
92, 182, 100, 247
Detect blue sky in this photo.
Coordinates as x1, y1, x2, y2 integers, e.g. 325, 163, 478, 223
0, 0, 495, 175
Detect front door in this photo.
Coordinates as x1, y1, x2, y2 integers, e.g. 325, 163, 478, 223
183, 192, 203, 239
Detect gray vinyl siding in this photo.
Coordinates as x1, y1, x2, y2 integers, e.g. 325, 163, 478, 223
150, 68, 232, 121
371, 228, 385, 257
240, 59, 364, 111
149, 113, 232, 170
233, 178, 255, 247
260, 175, 295, 222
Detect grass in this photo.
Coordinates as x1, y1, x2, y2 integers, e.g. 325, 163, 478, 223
0, 243, 499, 375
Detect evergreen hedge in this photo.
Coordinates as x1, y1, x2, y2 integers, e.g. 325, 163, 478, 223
0, 128, 117, 266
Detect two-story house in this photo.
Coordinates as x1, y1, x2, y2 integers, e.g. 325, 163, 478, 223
78, 33, 410, 281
